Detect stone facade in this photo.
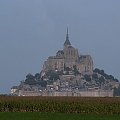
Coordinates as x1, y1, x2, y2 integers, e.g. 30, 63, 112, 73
17, 89, 113, 97
43, 28, 93, 75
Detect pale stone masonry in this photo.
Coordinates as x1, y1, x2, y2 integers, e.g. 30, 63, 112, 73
43, 28, 93, 75
17, 89, 113, 97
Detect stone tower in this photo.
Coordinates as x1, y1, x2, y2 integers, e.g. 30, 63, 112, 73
63, 28, 79, 69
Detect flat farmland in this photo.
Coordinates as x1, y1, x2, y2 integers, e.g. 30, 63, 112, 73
0, 112, 120, 120
0, 96, 120, 114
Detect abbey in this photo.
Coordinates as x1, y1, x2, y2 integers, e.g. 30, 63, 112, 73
11, 29, 118, 97
43, 28, 93, 75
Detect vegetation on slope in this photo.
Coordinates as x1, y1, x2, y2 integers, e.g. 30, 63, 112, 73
17, 68, 120, 96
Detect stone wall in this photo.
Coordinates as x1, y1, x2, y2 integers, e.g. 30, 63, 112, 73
17, 90, 113, 97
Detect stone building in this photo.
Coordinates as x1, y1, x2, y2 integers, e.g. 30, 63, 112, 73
43, 28, 93, 75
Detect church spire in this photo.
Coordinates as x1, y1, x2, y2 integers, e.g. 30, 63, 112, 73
64, 27, 71, 46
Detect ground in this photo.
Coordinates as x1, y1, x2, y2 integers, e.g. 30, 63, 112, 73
0, 113, 120, 120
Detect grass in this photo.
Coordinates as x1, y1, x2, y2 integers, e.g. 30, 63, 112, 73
0, 113, 120, 120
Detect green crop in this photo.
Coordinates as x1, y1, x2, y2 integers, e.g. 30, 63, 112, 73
0, 96, 120, 114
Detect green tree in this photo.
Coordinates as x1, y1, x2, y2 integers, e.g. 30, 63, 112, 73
99, 76, 105, 84
84, 74, 91, 82
35, 73, 40, 80
73, 65, 80, 76
92, 73, 98, 80
25, 73, 36, 85
26, 73, 34, 80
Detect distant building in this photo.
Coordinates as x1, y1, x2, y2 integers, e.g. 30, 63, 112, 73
11, 28, 118, 97
43, 28, 93, 75
11, 86, 19, 94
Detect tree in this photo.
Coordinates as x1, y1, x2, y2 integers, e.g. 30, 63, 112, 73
35, 73, 40, 80
26, 73, 34, 80
25, 78, 36, 85
99, 76, 105, 84
114, 79, 119, 82
49, 72, 60, 81
45, 70, 60, 84
92, 73, 98, 80
94, 68, 105, 76
25, 73, 36, 85
37, 80, 47, 87
84, 74, 91, 82
73, 65, 80, 76
93, 68, 100, 73
100, 70, 104, 75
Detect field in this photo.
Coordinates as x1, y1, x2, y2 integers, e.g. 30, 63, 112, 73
0, 112, 120, 120
1, 96, 120, 114
0, 96, 120, 119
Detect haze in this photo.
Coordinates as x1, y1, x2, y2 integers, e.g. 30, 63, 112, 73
0, 0, 120, 94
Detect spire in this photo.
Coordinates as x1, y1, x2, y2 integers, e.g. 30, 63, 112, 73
66, 27, 69, 41
64, 27, 71, 46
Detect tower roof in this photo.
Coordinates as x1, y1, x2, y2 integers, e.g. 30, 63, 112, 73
64, 27, 71, 46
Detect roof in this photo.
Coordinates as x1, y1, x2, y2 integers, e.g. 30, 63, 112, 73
56, 50, 64, 54
64, 27, 71, 46
64, 39, 71, 46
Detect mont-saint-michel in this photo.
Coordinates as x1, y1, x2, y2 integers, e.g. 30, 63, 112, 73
11, 29, 119, 97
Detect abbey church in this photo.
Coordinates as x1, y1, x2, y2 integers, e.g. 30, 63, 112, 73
11, 28, 118, 97
43, 28, 93, 75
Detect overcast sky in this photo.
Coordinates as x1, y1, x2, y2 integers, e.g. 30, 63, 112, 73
0, 0, 120, 94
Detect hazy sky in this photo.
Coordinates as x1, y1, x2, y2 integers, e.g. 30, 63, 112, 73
0, 0, 120, 94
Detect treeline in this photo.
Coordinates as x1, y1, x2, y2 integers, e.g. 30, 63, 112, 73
24, 73, 47, 87
93, 68, 118, 82
23, 70, 60, 86
83, 68, 119, 85
23, 68, 119, 86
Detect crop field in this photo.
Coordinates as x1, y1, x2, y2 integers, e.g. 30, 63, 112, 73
0, 112, 120, 120
0, 96, 120, 114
